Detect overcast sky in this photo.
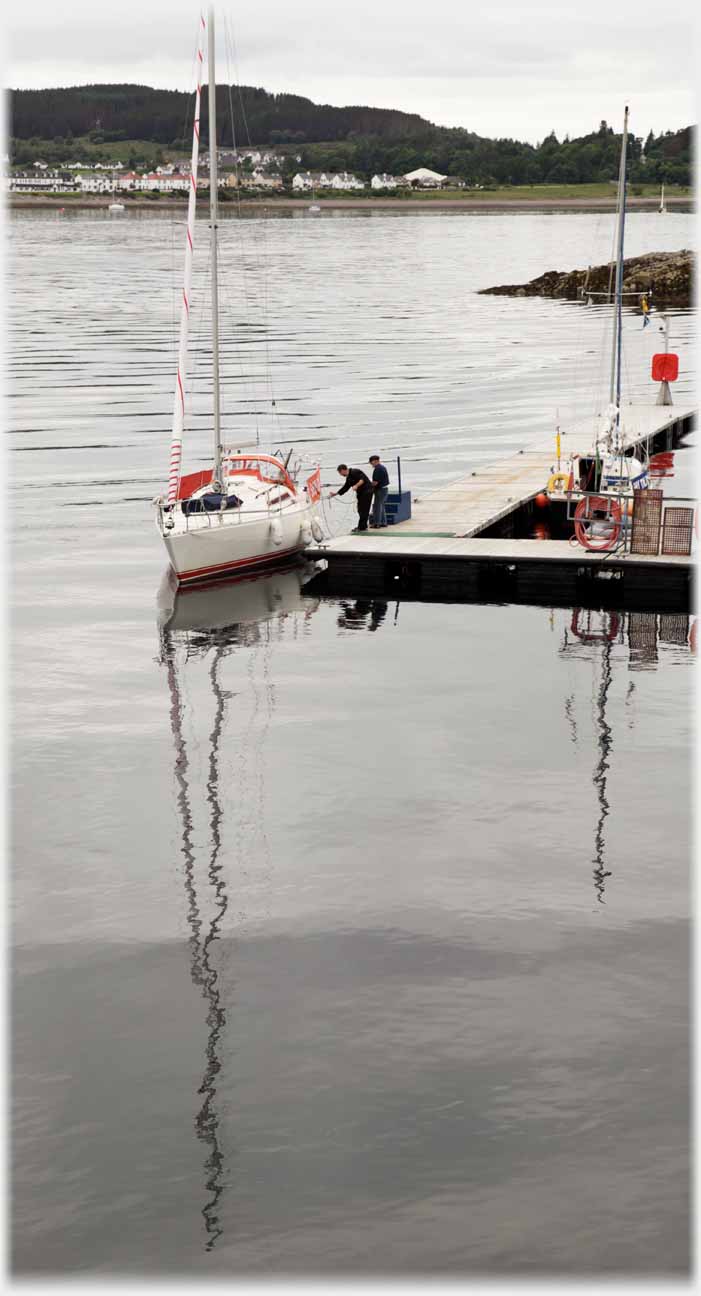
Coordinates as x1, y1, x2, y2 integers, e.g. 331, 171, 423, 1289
6, 0, 698, 144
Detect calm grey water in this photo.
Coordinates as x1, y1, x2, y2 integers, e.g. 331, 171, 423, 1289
10, 207, 695, 1277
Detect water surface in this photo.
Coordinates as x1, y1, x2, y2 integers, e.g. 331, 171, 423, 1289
10, 208, 694, 1276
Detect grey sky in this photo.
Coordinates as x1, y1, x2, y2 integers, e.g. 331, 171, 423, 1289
6, 0, 697, 144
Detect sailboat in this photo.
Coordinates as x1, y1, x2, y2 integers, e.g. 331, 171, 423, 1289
658, 182, 665, 214
549, 108, 649, 548
108, 169, 125, 212
154, 9, 324, 586
308, 183, 321, 214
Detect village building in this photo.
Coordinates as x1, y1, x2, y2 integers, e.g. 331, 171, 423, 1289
77, 173, 114, 193
224, 169, 282, 190
330, 171, 364, 190
403, 167, 448, 188
7, 171, 74, 192
371, 173, 398, 190
249, 170, 282, 189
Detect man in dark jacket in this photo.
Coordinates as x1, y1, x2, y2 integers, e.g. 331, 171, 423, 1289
369, 454, 390, 528
331, 464, 374, 532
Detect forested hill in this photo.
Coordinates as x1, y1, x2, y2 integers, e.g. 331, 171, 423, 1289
8, 84, 694, 187
10, 83, 436, 146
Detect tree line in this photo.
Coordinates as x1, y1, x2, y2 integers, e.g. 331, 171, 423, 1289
8, 85, 693, 186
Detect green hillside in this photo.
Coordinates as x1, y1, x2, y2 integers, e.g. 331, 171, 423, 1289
8, 85, 694, 187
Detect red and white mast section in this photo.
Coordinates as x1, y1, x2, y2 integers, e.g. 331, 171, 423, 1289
167, 12, 206, 505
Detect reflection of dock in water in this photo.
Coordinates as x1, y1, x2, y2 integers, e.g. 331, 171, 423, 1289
157, 560, 321, 1251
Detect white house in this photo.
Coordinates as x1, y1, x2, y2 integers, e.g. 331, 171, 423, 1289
77, 172, 113, 193
331, 171, 364, 190
403, 167, 447, 187
292, 171, 313, 191
8, 171, 74, 192
137, 172, 189, 192
371, 173, 398, 190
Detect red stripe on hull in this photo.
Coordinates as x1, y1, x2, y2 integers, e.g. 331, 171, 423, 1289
175, 544, 303, 585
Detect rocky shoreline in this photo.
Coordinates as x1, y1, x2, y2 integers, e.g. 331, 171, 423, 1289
479, 249, 694, 309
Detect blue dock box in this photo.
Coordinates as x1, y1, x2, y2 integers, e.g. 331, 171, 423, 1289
385, 490, 412, 525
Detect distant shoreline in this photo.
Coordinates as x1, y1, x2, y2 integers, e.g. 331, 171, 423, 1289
8, 195, 695, 213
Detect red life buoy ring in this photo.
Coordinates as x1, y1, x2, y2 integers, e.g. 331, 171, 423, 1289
574, 495, 622, 551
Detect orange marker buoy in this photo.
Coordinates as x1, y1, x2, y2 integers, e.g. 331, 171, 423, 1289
534, 492, 549, 509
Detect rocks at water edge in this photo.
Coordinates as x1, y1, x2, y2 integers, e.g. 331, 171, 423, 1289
479, 250, 693, 309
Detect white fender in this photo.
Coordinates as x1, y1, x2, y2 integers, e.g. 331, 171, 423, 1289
300, 521, 312, 545
311, 516, 324, 542
270, 517, 283, 546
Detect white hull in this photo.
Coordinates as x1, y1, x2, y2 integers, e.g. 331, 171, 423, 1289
600, 453, 649, 492
158, 498, 315, 584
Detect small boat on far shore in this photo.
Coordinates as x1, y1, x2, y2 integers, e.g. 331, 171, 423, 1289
108, 201, 126, 213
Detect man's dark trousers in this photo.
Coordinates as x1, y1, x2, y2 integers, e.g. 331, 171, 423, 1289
356, 485, 373, 531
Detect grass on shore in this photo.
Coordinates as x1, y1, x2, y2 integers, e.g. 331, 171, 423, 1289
387, 183, 692, 201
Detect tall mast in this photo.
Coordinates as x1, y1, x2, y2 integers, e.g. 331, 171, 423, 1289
208, 5, 223, 489
609, 106, 629, 443
167, 13, 206, 505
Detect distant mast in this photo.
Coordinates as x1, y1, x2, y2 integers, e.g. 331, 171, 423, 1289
609, 105, 629, 442
659, 182, 665, 213
208, 4, 223, 492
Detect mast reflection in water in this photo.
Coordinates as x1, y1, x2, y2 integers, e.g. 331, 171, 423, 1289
561, 609, 618, 903
157, 560, 321, 1250
561, 607, 692, 904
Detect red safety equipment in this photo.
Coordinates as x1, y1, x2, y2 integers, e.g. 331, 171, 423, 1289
651, 353, 679, 382
570, 609, 621, 643
573, 495, 622, 551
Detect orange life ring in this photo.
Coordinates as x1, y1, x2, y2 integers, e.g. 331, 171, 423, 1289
574, 495, 622, 551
